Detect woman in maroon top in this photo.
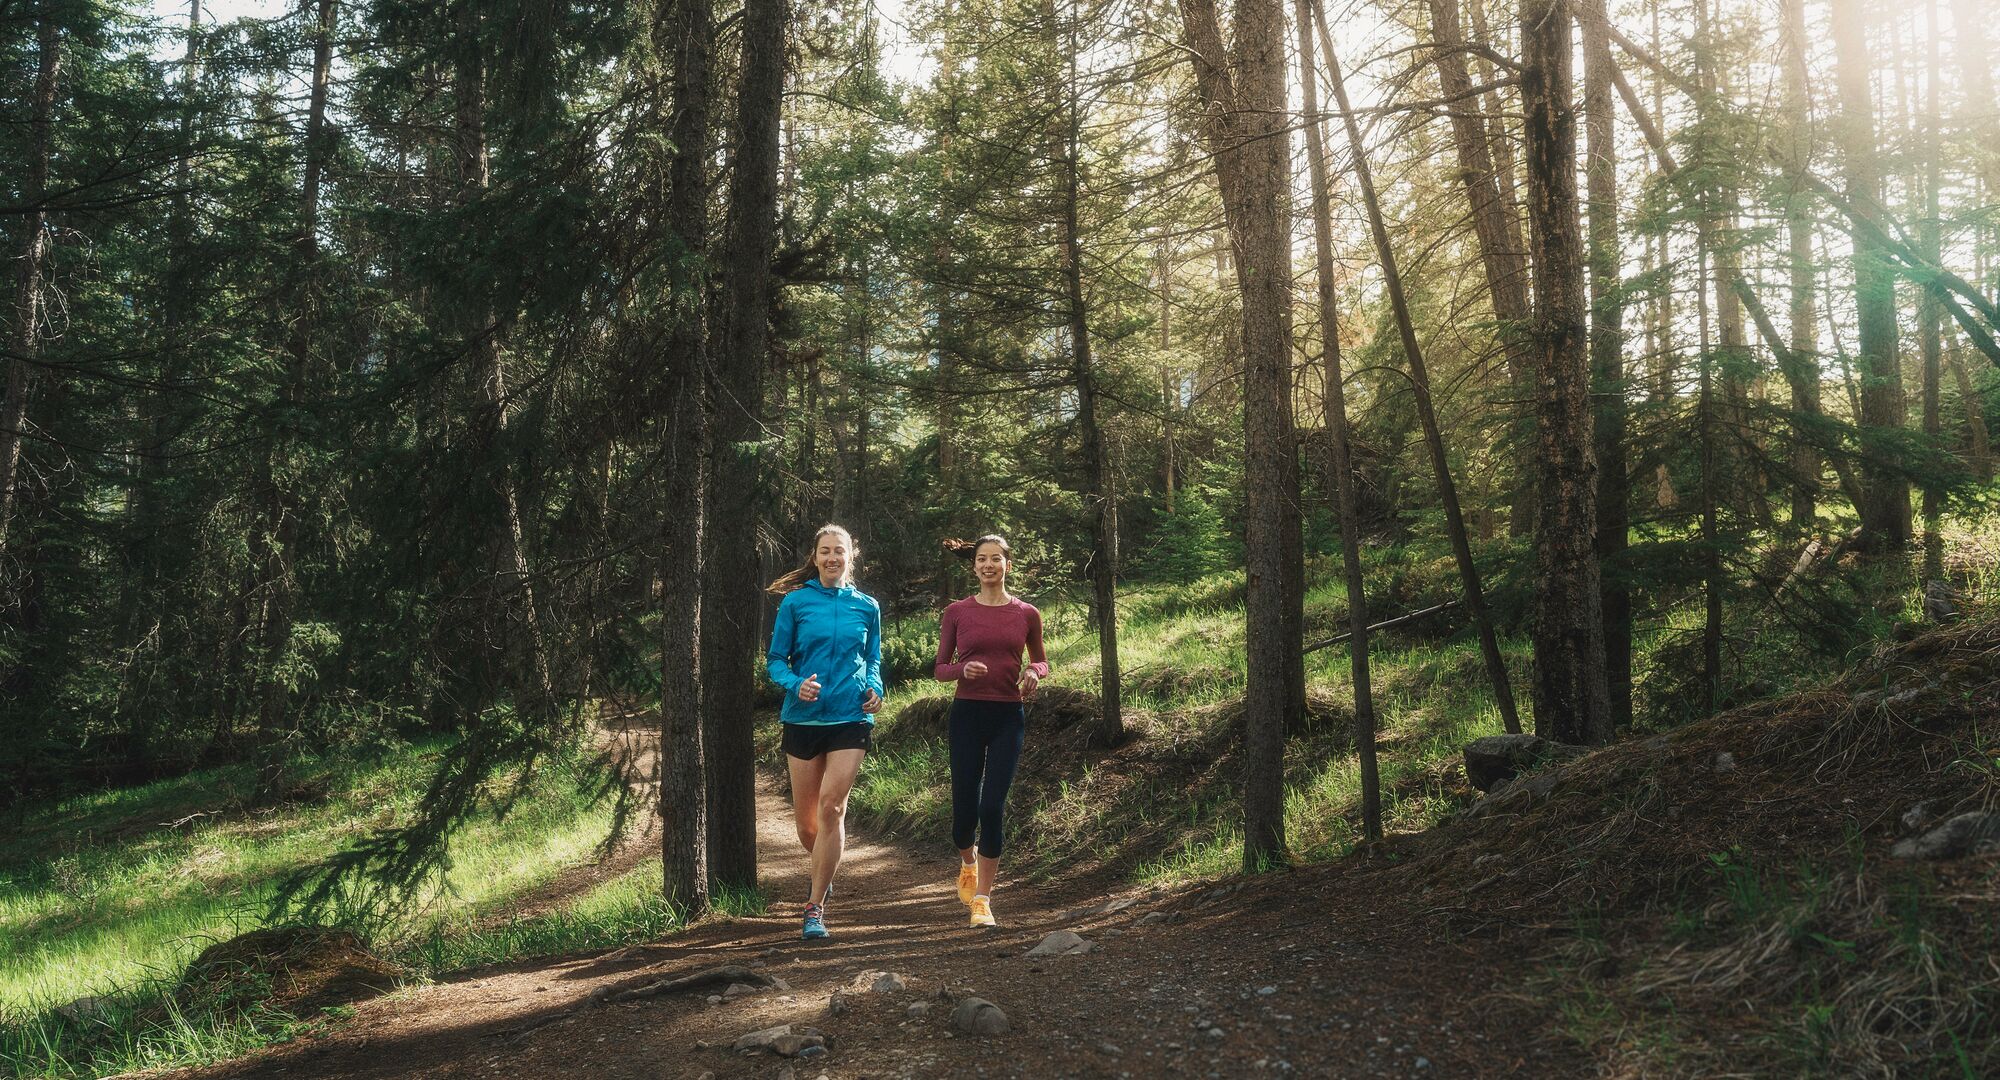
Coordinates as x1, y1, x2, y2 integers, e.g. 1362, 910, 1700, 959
934, 534, 1049, 928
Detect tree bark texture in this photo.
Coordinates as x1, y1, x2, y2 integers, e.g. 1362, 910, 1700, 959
1294, 0, 1379, 840
702, 0, 787, 889
1313, 0, 1522, 738
1780, 0, 1820, 526
1177, 0, 1302, 870
1831, 0, 1911, 551
1053, 11, 1123, 747
0, 10, 62, 563
1521, 0, 1611, 745
659, 0, 712, 916
1579, 0, 1629, 731
1426, 0, 1535, 503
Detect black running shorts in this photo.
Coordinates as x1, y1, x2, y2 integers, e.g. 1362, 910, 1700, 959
781, 721, 874, 761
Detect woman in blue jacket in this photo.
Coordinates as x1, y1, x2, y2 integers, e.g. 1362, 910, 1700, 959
765, 523, 884, 941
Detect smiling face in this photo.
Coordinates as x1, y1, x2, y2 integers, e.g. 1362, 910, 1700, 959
815, 530, 851, 585
973, 540, 1009, 588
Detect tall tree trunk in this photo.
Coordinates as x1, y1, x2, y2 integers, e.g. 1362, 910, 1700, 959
454, 2, 556, 719
1521, 0, 1611, 745
1780, 0, 1820, 527
1698, 249, 1723, 713
1177, 0, 1303, 871
1580, 0, 1629, 731
1294, 0, 1379, 841
1465, 0, 1537, 538
1158, 239, 1177, 513
702, 0, 787, 890
1693, 0, 1757, 529
1948, 344, 1992, 480
1920, 0, 1943, 585
659, 0, 712, 917
0, 10, 61, 566
250, 0, 336, 795
1052, 0, 1122, 747
1313, 0, 1522, 737
1426, 0, 1535, 525
1831, 0, 1911, 551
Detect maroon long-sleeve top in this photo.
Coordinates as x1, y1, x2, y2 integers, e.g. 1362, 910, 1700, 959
934, 596, 1050, 702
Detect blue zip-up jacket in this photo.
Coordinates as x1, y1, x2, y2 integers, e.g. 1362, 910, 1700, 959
766, 580, 884, 726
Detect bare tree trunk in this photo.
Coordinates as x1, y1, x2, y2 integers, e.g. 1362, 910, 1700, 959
1465, 0, 1537, 538
1521, 0, 1611, 745
1780, 0, 1820, 527
1313, 0, 1523, 737
1948, 344, 1992, 479
1178, 0, 1303, 870
1920, 0, 1944, 585
1698, 248, 1723, 714
702, 0, 788, 890
1427, 0, 1535, 525
1580, 0, 1629, 730
1831, 0, 1911, 551
1051, 0, 1122, 747
0, 10, 62, 565
1294, 0, 1379, 840
658, 0, 712, 917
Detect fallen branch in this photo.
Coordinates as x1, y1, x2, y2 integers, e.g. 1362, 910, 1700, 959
159, 811, 219, 828
1303, 600, 1463, 654
597, 964, 772, 1005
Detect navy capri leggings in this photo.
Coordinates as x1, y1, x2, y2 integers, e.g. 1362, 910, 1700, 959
949, 698, 1026, 858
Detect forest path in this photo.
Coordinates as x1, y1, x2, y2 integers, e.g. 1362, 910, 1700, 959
167, 728, 1587, 1080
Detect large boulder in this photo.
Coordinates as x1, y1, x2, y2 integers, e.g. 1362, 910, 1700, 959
1891, 812, 2000, 860
1463, 734, 1584, 793
951, 996, 1010, 1035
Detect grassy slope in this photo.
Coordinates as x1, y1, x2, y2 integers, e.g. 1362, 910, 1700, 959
0, 743, 718, 1078
856, 548, 1535, 885
853, 515, 2000, 891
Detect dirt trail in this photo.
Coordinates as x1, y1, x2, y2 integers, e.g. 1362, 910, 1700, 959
170, 737, 1587, 1079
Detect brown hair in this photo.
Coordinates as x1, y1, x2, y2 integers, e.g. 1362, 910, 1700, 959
766, 524, 858, 595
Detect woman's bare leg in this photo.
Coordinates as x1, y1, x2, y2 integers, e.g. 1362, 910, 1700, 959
808, 748, 866, 906
786, 751, 827, 857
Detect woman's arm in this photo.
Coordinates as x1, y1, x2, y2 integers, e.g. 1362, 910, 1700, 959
864, 601, 885, 697
765, 593, 804, 692
1024, 605, 1050, 680
934, 605, 965, 681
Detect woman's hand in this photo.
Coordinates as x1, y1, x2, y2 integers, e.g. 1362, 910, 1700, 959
963, 660, 989, 679
862, 689, 883, 714
1020, 670, 1040, 698
798, 674, 821, 702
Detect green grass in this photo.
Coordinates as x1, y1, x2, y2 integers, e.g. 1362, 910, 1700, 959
859, 506, 2000, 893
0, 738, 732, 1079
861, 551, 1520, 889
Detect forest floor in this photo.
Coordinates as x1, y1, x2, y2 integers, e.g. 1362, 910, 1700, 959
162, 767, 1582, 1080
143, 611, 2000, 1080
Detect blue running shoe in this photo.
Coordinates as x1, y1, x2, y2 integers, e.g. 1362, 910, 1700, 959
801, 902, 828, 941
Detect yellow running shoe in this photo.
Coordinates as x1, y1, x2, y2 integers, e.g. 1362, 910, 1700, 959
957, 862, 977, 906
968, 895, 997, 928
